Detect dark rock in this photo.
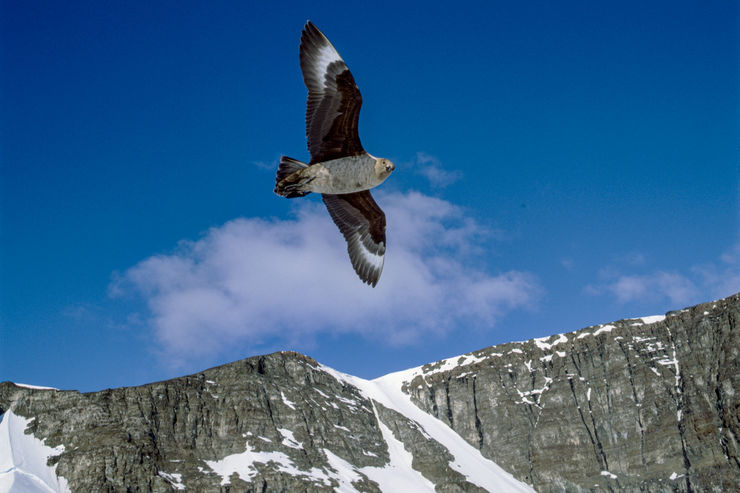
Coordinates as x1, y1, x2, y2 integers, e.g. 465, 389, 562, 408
403, 294, 739, 492
2, 294, 738, 492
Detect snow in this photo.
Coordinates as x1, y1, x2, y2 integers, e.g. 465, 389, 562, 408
576, 324, 614, 339
205, 442, 329, 487
593, 324, 615, 336
0, 411, 71, 493
205, 424, 435, 492
357, 416, 436, 492
11, 384, 58, 391
321, 449, 365, 491
277, 428, 302, 449
280, 391, 296, 410
577, 313, 665, 339
320, 365, 536, 492
600, 470, 617, 479
158, 471, 185, 490
533, 333, 568, 351
430, 353, 488, 374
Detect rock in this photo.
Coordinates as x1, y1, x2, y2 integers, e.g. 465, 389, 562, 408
403, 294, 739, 492
1, 294, 738, 492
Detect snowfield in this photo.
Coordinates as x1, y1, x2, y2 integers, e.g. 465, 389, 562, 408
0, 410, 71, 493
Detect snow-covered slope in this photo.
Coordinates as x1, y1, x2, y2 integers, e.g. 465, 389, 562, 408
0, 410, 70, 493
323, 365, 535, 492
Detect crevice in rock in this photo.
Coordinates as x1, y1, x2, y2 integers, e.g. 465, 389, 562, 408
444, 377, 454, 428
568, 376, 605, 472
618, 340, 646, 467
472, 376, 484, 450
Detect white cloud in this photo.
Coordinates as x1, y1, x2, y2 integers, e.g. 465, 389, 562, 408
413, 152, 462, 188
586, 243, 740, 306
607, 272, 699, 305
112, 191, 540, 365
692, 241, 740, 300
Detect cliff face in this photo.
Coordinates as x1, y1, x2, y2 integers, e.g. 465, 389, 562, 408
0, 353, 529, 492
403, 294, 739, 492
1, 293, 738, 492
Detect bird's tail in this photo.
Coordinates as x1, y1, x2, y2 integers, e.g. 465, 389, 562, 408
274, 156, 312, 198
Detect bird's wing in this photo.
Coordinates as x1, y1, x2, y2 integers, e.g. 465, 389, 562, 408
300, 22, 364, 164
322, 191, 385, 287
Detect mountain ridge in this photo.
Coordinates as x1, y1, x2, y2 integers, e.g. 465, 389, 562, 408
1, 293, 738, 492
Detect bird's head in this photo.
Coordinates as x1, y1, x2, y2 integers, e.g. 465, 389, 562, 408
374, 158, 396, 180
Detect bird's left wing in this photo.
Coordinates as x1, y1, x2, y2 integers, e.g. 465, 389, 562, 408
300, 22, 364, 163
322, 191, 386, 287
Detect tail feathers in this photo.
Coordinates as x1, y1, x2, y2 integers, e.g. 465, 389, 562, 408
274, 156, 312, 198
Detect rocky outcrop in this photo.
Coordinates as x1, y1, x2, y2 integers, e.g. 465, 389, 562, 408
0, 352, 526, 492
1, 293, 738, 492
403, 294, 739, 492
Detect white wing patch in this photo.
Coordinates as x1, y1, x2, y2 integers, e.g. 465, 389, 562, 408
348, 232, 384, 286
352, 233, 384, 270
314, 44, 343, 85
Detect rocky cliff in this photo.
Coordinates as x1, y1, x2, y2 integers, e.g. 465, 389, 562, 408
1, 293, 738, 492
402, 294, 739, 492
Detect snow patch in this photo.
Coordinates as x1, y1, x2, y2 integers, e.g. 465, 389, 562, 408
357, 418, 436, 492
281, 391, 296, 410
277, 428, 302, 449
593, 324, 615, 336
533, 333, 568, 351
396, 351, 493, 383
0, 410, 71, 493
11, 383, 58, 391
600, 470, 617, 479
320, 365, 535, 492
205, 442, 329, 486
158, 471, 185, 490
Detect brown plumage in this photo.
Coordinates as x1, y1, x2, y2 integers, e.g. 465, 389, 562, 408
275, 21, 395, 287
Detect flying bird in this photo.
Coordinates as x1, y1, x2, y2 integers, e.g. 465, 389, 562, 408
275, 21, 395, 287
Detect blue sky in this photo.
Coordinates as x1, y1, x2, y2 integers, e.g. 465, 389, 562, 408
1, 1, 737, 392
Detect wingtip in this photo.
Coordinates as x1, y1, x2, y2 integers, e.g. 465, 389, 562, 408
303, 20, 319, 35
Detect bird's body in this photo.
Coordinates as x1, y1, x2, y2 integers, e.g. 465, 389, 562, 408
274, 21, 395, 287
276, 153, 393, 196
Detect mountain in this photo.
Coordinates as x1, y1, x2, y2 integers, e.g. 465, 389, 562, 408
1, 293, 738, 492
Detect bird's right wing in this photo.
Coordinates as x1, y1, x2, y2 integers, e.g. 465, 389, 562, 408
300, 22, 364, 163
322, 191, 386, 287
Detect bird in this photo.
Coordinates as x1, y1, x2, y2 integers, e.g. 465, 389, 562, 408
275, 21, 395, 287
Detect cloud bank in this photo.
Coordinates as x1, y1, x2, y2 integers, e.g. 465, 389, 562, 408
113, 191, 540, 364
586, 241, 740, 307
413, 152, 463, 188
